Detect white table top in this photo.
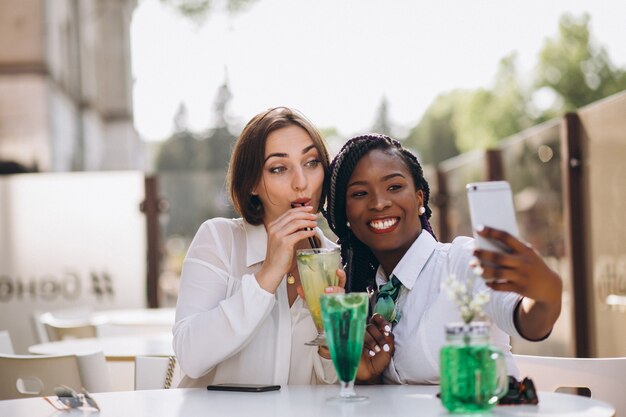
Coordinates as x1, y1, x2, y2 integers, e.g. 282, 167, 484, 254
28, 334, 174, 361
0, 386, 615, 417
93, 308, 175, 327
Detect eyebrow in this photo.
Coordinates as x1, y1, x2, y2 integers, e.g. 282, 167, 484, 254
264, 144, 318, 163
347, 172, 406, 188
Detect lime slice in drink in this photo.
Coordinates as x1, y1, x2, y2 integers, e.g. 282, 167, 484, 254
296, 254, 314, 266
340, 294, 366, 308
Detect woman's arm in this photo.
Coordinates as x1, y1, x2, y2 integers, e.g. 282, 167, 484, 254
473, 226, 562, 341
173, 222, 275, 379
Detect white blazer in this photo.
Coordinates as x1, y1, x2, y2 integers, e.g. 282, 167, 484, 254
173, 217, 337, 387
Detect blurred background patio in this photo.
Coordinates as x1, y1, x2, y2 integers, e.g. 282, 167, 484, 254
1, 0, 625, 363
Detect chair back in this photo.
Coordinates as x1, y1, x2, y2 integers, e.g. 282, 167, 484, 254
0, 351, 112, 400
513, 354, 626, 415
0, 330, 14, 354
134, 356, 181, 390
38, 312, 98, 342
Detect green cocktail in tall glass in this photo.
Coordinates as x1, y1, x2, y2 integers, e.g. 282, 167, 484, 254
296, 248, 341, 346
320, 292, 368, 402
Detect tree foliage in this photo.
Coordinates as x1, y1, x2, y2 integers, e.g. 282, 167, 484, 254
159, 0, 257, 24
454, 54, 533, 153
155, 82, 236, 172
371, 97, 393, 137
404, 13, 626, 160
536, 13, 626, 114
403, 91, 462, 164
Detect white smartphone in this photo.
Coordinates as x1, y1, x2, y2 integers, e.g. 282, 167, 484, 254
466, 181, 519, 253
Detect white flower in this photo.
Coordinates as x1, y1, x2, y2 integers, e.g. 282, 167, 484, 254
443, 271, 490, 324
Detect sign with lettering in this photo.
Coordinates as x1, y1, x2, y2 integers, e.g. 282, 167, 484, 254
0, 172, 147, 352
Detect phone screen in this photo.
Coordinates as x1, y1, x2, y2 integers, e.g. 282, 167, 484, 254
206, 384, 281, 393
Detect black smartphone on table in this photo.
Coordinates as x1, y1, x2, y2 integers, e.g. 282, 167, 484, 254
206, 384, 281, 393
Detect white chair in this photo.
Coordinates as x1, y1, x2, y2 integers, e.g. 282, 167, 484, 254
134, 356, 181, 390
0, 351, 112, 400
36, 312, 98, 342
513, 354, 626, 415
0, 330, 14, 354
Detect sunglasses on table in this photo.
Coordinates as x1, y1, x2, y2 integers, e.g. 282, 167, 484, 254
499, 376, 539, 405
43, 385, 100, 412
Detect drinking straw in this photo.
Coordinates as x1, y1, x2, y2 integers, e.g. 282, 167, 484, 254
291, 203, 319, 249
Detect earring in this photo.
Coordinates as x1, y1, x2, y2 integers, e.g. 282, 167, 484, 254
346, 221, 351, 228
418, 206, 426, 215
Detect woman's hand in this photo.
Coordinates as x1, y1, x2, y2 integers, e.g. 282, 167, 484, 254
473, 226, 562, 340
256, 206, 318, 293
312, 269, 346, 359
355, 314, 394, 384
324, 268, 347, 294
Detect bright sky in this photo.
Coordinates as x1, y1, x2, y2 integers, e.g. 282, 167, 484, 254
130, 0, 626, 142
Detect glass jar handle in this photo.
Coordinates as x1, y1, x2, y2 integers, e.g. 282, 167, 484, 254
492, 349, 508, 399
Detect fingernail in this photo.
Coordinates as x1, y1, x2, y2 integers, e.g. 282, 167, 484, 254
368, 350, 376, 357
473, 265, 484, 276
383, 344, 390, 352
324, 287, 334, 293
384, 331, 390, 337
384, 324, 391, 333
476, 224, 485, 232
374, 345, 381, 353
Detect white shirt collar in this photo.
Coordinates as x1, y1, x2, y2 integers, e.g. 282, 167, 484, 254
376, 231, 438, 290
243, 220, 337, 268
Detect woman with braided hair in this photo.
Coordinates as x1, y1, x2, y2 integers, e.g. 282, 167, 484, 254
324, 133, 562, 384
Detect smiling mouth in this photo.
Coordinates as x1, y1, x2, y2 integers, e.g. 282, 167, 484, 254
367, 217, 400, 233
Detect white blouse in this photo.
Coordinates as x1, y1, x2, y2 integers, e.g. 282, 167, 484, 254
379, 231, 522, 384
173, 217, 337, 387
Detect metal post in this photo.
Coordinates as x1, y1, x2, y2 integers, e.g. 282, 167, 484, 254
142, 176, 161, 308
561, 112, 590, 357
486, 149, 504, 181
435, 168, 450, 243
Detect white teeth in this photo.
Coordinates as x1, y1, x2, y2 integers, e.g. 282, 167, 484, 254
369, 218, 398, 230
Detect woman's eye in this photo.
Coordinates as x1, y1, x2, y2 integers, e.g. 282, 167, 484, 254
350, 190, 367, 198
305, 159, 321, 168
388, 184, 403, 191
269, 166, 287, 174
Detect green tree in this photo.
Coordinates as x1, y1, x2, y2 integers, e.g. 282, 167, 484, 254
197, 81, 236, 170
159, 0, 257, 24
371, 96, 393, 136
536, 13, 626, 114
156, 104, 203, 171
404, 91, 462, 165
454, 54, 532, 152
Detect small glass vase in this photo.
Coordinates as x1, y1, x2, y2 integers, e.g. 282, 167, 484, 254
439, 322, 508, 413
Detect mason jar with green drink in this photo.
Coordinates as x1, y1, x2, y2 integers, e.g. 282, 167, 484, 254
439, 322, 508, 413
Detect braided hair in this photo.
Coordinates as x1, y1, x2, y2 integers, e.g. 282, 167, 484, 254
324, 133, 437, 293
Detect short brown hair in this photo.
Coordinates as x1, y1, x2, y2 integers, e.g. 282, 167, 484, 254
227, 107, 330, 225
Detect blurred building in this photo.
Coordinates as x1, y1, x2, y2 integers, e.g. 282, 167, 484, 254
0, 0, 143, 171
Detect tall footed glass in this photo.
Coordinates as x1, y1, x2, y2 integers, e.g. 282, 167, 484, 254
296, 248, 341, 346
320, 292, 369, 402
